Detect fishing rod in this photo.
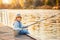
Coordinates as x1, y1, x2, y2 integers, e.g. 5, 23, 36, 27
23, 13, 60, 28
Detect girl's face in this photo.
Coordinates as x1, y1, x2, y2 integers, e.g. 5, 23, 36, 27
16, 17, 22, 21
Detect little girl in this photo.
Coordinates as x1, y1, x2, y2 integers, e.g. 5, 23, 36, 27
13, 14, 29, 35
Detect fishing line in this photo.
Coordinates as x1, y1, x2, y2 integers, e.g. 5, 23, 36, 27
24, 13, 60, 28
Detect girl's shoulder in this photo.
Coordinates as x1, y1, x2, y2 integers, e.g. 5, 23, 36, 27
13, 21, 19, 25
14, 21, 22, 24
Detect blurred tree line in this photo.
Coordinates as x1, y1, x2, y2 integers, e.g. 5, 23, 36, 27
33, 0, 60, 6
0, 0, 60, 9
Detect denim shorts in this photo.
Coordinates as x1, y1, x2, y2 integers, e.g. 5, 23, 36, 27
18, 29, 29, 35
